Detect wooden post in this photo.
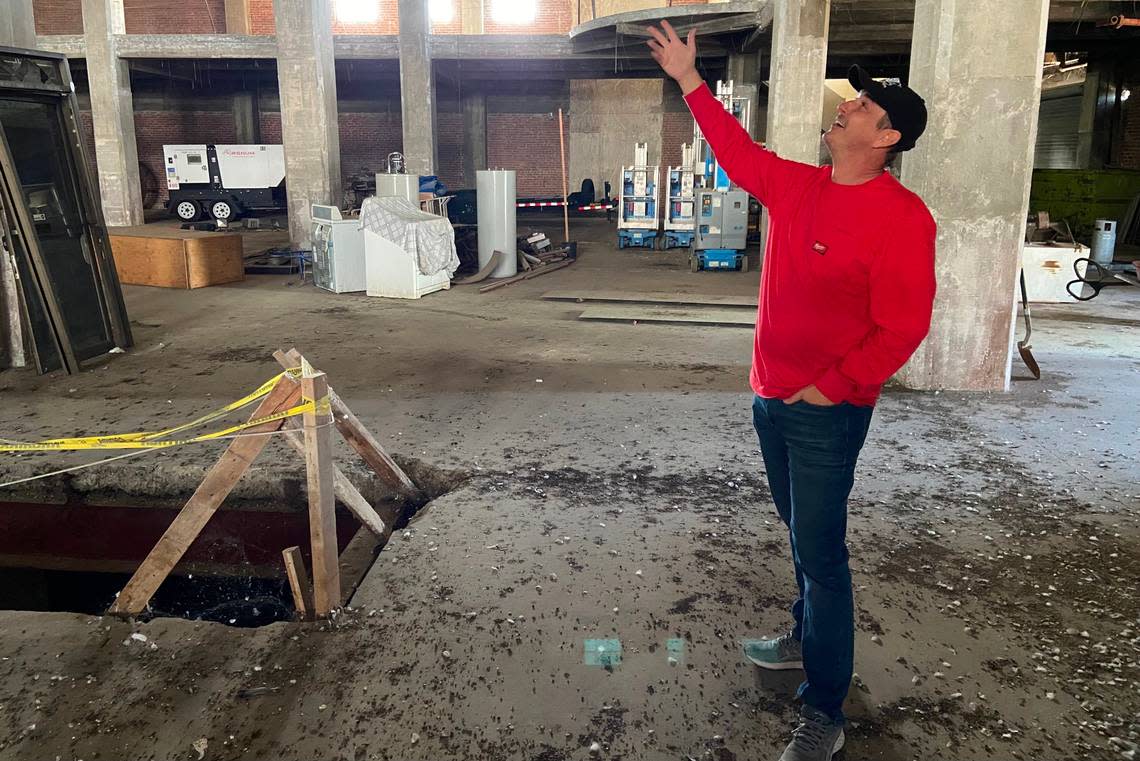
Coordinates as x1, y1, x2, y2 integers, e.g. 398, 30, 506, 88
338, 527, 385, 607
108, 378, 302, 616
281, 418, 388, 537
558, 107, 570, 244
274, 348, 423, 501
302, 371, 340, 617
282, 546, 313, 621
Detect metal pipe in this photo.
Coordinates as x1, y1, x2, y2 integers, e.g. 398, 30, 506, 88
1110, 15, 1140, 27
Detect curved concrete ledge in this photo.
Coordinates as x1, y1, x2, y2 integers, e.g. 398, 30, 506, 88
570, 0, 766, 39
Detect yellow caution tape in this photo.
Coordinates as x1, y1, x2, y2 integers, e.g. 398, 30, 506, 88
38, 368, 305, 447
0, 368, 330, 453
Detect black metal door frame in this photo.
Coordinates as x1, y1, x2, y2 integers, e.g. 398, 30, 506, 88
0, 45, 132, 374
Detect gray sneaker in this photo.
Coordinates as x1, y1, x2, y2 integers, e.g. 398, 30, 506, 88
778, 705, 845, 761
742, 632, 804, 670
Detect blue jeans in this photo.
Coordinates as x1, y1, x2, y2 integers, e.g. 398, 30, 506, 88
751, 394, 874, 722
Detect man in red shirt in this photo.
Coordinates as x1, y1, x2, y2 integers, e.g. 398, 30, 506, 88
649, 21, 937, 761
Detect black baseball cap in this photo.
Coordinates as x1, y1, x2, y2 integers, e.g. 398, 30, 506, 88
847, 65, 927, 152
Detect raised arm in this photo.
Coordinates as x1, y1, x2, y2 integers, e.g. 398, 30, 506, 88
646, 20, 815, 210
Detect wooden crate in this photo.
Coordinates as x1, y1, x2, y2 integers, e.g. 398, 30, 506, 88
109, 227, 244, 289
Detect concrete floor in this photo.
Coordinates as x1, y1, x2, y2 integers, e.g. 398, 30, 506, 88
0, 216, 1137, 761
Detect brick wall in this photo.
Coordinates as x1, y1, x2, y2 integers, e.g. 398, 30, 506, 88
136, 111, 238, 203
487, 112, 564, 196
435, 110, 464, 188
77, 104, 570, 204
33, 0, 82, 34
249, 0, 275, 33
429, 0, 462, 34
36, 0, 574, 34
122, 0, 227, 34
76, 109, 235, 207
484, 0, 572, 34
259, 112, 282, 143
660, 110, 693, 167
36, 0, 228, 34
337, 109, 403, 183
330, 0, 400, 35
248, 0, 401, 34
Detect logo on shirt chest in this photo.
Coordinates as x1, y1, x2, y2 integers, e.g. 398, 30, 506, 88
811, 241, 829, 255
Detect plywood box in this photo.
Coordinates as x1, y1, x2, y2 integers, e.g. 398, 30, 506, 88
109, 227, 244, 289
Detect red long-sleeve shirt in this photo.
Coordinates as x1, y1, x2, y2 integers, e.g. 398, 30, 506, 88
685, 84, 937, 407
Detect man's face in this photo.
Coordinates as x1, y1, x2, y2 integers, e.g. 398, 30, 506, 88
823, 93, 898, 155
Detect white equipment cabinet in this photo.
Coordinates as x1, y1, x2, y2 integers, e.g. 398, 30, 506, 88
360, 196, 456, 300
1022, 241, 1092, 302
364, 230, 451, 299
311, 204, 366, 293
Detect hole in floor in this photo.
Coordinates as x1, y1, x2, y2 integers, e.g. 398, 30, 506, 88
0, 458, 468, 627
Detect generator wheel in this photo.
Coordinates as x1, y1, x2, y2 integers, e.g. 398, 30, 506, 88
210, 200, 237, 222
174, 200, 201, 222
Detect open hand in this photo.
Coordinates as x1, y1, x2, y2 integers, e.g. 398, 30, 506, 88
784, 384, 837, 407
646, 20, 702, 93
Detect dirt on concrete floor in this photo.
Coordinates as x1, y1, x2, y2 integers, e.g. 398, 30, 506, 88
0, 217, 1137, 761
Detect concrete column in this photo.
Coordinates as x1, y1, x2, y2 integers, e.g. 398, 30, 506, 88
759, 0, 828, 261
462, 92, 486, 185
764, 0, 829, 165
897, 0, 1050, 391
274, 0, 341, 248
0, 0, 36, 48
460, 0, 483, 34
233, 90, 262, 144
83, 0, 145, 226
569, 80, 664, 201
398, 0, 437, 175
1075, 64, 1101, 169
726, 52, 762, 140
225, 0, 252, 34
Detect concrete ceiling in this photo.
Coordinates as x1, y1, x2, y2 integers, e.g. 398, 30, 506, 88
64, 0, 1140, 90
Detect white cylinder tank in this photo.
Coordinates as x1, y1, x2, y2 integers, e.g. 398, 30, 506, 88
376, 173, 419, 206
477, 169, 517, 279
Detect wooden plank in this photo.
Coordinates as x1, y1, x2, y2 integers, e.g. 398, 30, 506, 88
109, 231, 243, 289
338, 527, 384, 607
107, 378, 302, 616
302, 372, 341, 617
578, 305, 755, 328
282, 418, 388, 537
330, 390, 422, 498
453, 250, 503, 285
274, 348, 422, 501
479, 260, 574, 293
185, 237, 245, 288
106, 225, 238, 240
543, 289, 759, 308
282, 546, 313, 621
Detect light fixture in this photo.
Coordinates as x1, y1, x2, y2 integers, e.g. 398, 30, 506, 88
1122, 88, 1131, 102
335, 0, 379, 25
491, 0, 536, 24
430, 0, 454, 25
